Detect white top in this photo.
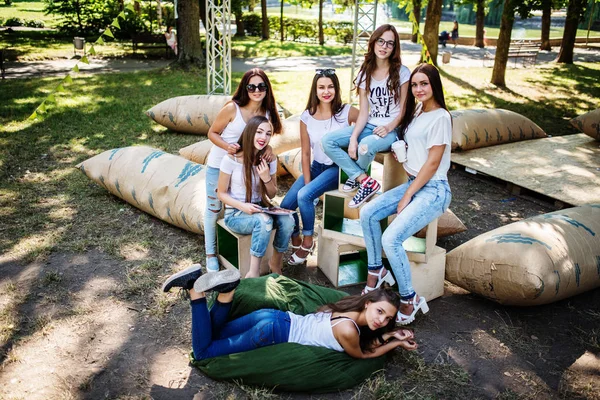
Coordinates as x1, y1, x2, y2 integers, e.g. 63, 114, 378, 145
300, 104, 351, 165
357, 65, 411, 127
219, 155, 277, 205
165, 31, 176, 47
403, 105, 452, 180
206, 103, 247, 169
287, 312, 360, 352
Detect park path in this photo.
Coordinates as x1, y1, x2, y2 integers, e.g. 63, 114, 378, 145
3, 41, 599, 79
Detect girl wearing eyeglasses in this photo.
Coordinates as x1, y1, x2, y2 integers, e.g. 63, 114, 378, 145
279, 69, 359, 265
322, 24, 410, 209
216, 116, 294, 278
204, 69, 282, 273
360, 64, 452, 325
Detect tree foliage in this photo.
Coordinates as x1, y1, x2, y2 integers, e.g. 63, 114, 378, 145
44, 0, 118, 34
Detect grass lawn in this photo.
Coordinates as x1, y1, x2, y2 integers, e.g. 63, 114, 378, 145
0, 0, 55, 27
1, 61, 599, 398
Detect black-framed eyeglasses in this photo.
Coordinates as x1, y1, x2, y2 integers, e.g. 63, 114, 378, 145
376, 38, 395, 49
315, 68, 336, 77
246, 83, 268, 92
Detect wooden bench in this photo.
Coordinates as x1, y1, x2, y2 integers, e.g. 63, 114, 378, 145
131, 34, 173, 58
482, 41, 540, 68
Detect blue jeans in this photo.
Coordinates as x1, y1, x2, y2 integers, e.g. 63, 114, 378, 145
321, 124, 397, 181
360, 178, 452, 299
191, 298, 291, 360
279, 161, 339, 237
204, 167, 221, 257
224, 209, 295, 257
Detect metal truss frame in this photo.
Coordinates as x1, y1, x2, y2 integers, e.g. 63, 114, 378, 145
349, 0, 378, 104
206, 0, 232, 95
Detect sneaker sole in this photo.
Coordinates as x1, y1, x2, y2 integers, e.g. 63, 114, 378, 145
161, 263, 202, 292
348, 188, 379, 209
193, 269, 241, 293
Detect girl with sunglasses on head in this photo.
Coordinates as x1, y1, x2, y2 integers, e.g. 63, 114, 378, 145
217, 116, 294, 278
204, 69, 282, 273
279, 69, 359, 265
360, 64, 452, 325
162, 266, 418, 361
322, 24, 410, 209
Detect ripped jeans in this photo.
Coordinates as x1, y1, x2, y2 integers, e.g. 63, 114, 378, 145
204, 166, 222, 257
191, 298, 291, 360
224, 208, 295, 257
321, 124, 397, 181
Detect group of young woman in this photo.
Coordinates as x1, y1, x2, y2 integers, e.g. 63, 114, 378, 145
163, 24, 453, 361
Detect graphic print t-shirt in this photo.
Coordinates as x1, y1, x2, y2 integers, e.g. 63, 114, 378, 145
357, 65, 411, 127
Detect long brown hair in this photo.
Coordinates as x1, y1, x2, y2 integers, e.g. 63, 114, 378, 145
319, 287, 401, 351
354, 24, 403, 105
305, 72, 345, 123
236, 115, 273, 206
232, 68, 283, 134
397, 63, 449, 139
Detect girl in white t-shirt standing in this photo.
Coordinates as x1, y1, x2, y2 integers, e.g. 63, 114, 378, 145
279, 69, 359, 265
322, 24, 410, 209
360, 64, 452, 325
204, 69, 282, 273
217, 116, 294, 278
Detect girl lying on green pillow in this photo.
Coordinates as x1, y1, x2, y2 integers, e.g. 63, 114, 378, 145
163, 266, 418, 360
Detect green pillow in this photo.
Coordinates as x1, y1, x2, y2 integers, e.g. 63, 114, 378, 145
190, 274, 385, 393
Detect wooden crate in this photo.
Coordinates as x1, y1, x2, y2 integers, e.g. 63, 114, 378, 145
216, 219, 274, 277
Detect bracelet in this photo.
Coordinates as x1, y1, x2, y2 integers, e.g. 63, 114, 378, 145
263, 178, 272, 184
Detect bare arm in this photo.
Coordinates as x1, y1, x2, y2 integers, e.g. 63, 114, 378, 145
335, 323, 407, 359
207, 102, 239, 154
348, 89, 370, 160
396, 144, 445, 214
347, 105, 360, 125
256, 159, 277, 199
299, 122, 312, 185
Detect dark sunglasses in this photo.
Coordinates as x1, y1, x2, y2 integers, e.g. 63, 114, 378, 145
315, 68, 336, 77
246, 83, 268, 92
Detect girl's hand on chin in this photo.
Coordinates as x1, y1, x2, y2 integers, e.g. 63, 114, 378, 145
256, 159, 271, 182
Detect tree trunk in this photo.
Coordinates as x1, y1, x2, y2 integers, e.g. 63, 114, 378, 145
491, 0, 515, 87
156, 0, 162, 27
235, 10, 245, 37
557, 0, 586, 63
280, 0, 284, 42
411, 0, 422, 43
319, 0, 324, 45
475, 0, 485, 48
540, 0, 551, 50
199, 0, 206, 34
261, 0, 269, 39
423, 0, 443, 65
176, 0, 205, 67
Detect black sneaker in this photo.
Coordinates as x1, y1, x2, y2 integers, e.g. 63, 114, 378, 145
349, 177, 380, 208
341, 178, 360, 192
193, 269, 241, 294
162, 264, 203, 292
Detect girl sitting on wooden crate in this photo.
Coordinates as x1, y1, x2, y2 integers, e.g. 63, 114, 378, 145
217, 116, 293, 278
279, 68, 359, 265
204, 69, 282, 273
162, 266, 418, 360
360, 63, 452, 325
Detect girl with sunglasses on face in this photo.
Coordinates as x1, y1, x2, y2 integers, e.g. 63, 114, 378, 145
322, 24, 410, 209
360, 64, 452, 325
279, 69, 359, 265
162, 266, 418, 361
217, 116, 294, 278
204, 69, 282, 273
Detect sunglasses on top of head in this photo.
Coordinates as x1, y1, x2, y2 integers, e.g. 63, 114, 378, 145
315, 68, 336, 77
376, 38, 395, 49
246, 83, 268, 92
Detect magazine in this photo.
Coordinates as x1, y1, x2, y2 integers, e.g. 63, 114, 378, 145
259, 206, 296, 216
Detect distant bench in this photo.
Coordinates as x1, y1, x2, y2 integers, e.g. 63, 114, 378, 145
483, 40, 540, 68
131, 34, 173, 58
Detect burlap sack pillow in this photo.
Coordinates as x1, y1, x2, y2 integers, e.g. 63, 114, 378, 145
570, 108, 600, 141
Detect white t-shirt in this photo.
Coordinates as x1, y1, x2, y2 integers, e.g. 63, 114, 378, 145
357, 65, 411, 127
220, 155, 277, 205
300, 104, 351, 165
403, 106, 452, 181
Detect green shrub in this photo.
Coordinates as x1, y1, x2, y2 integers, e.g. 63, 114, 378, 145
25, 19, 46, 28
242, 13, 261, 36
5, 17, 24, 27
0, 17, 4, 27
4, 0, 13, 6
